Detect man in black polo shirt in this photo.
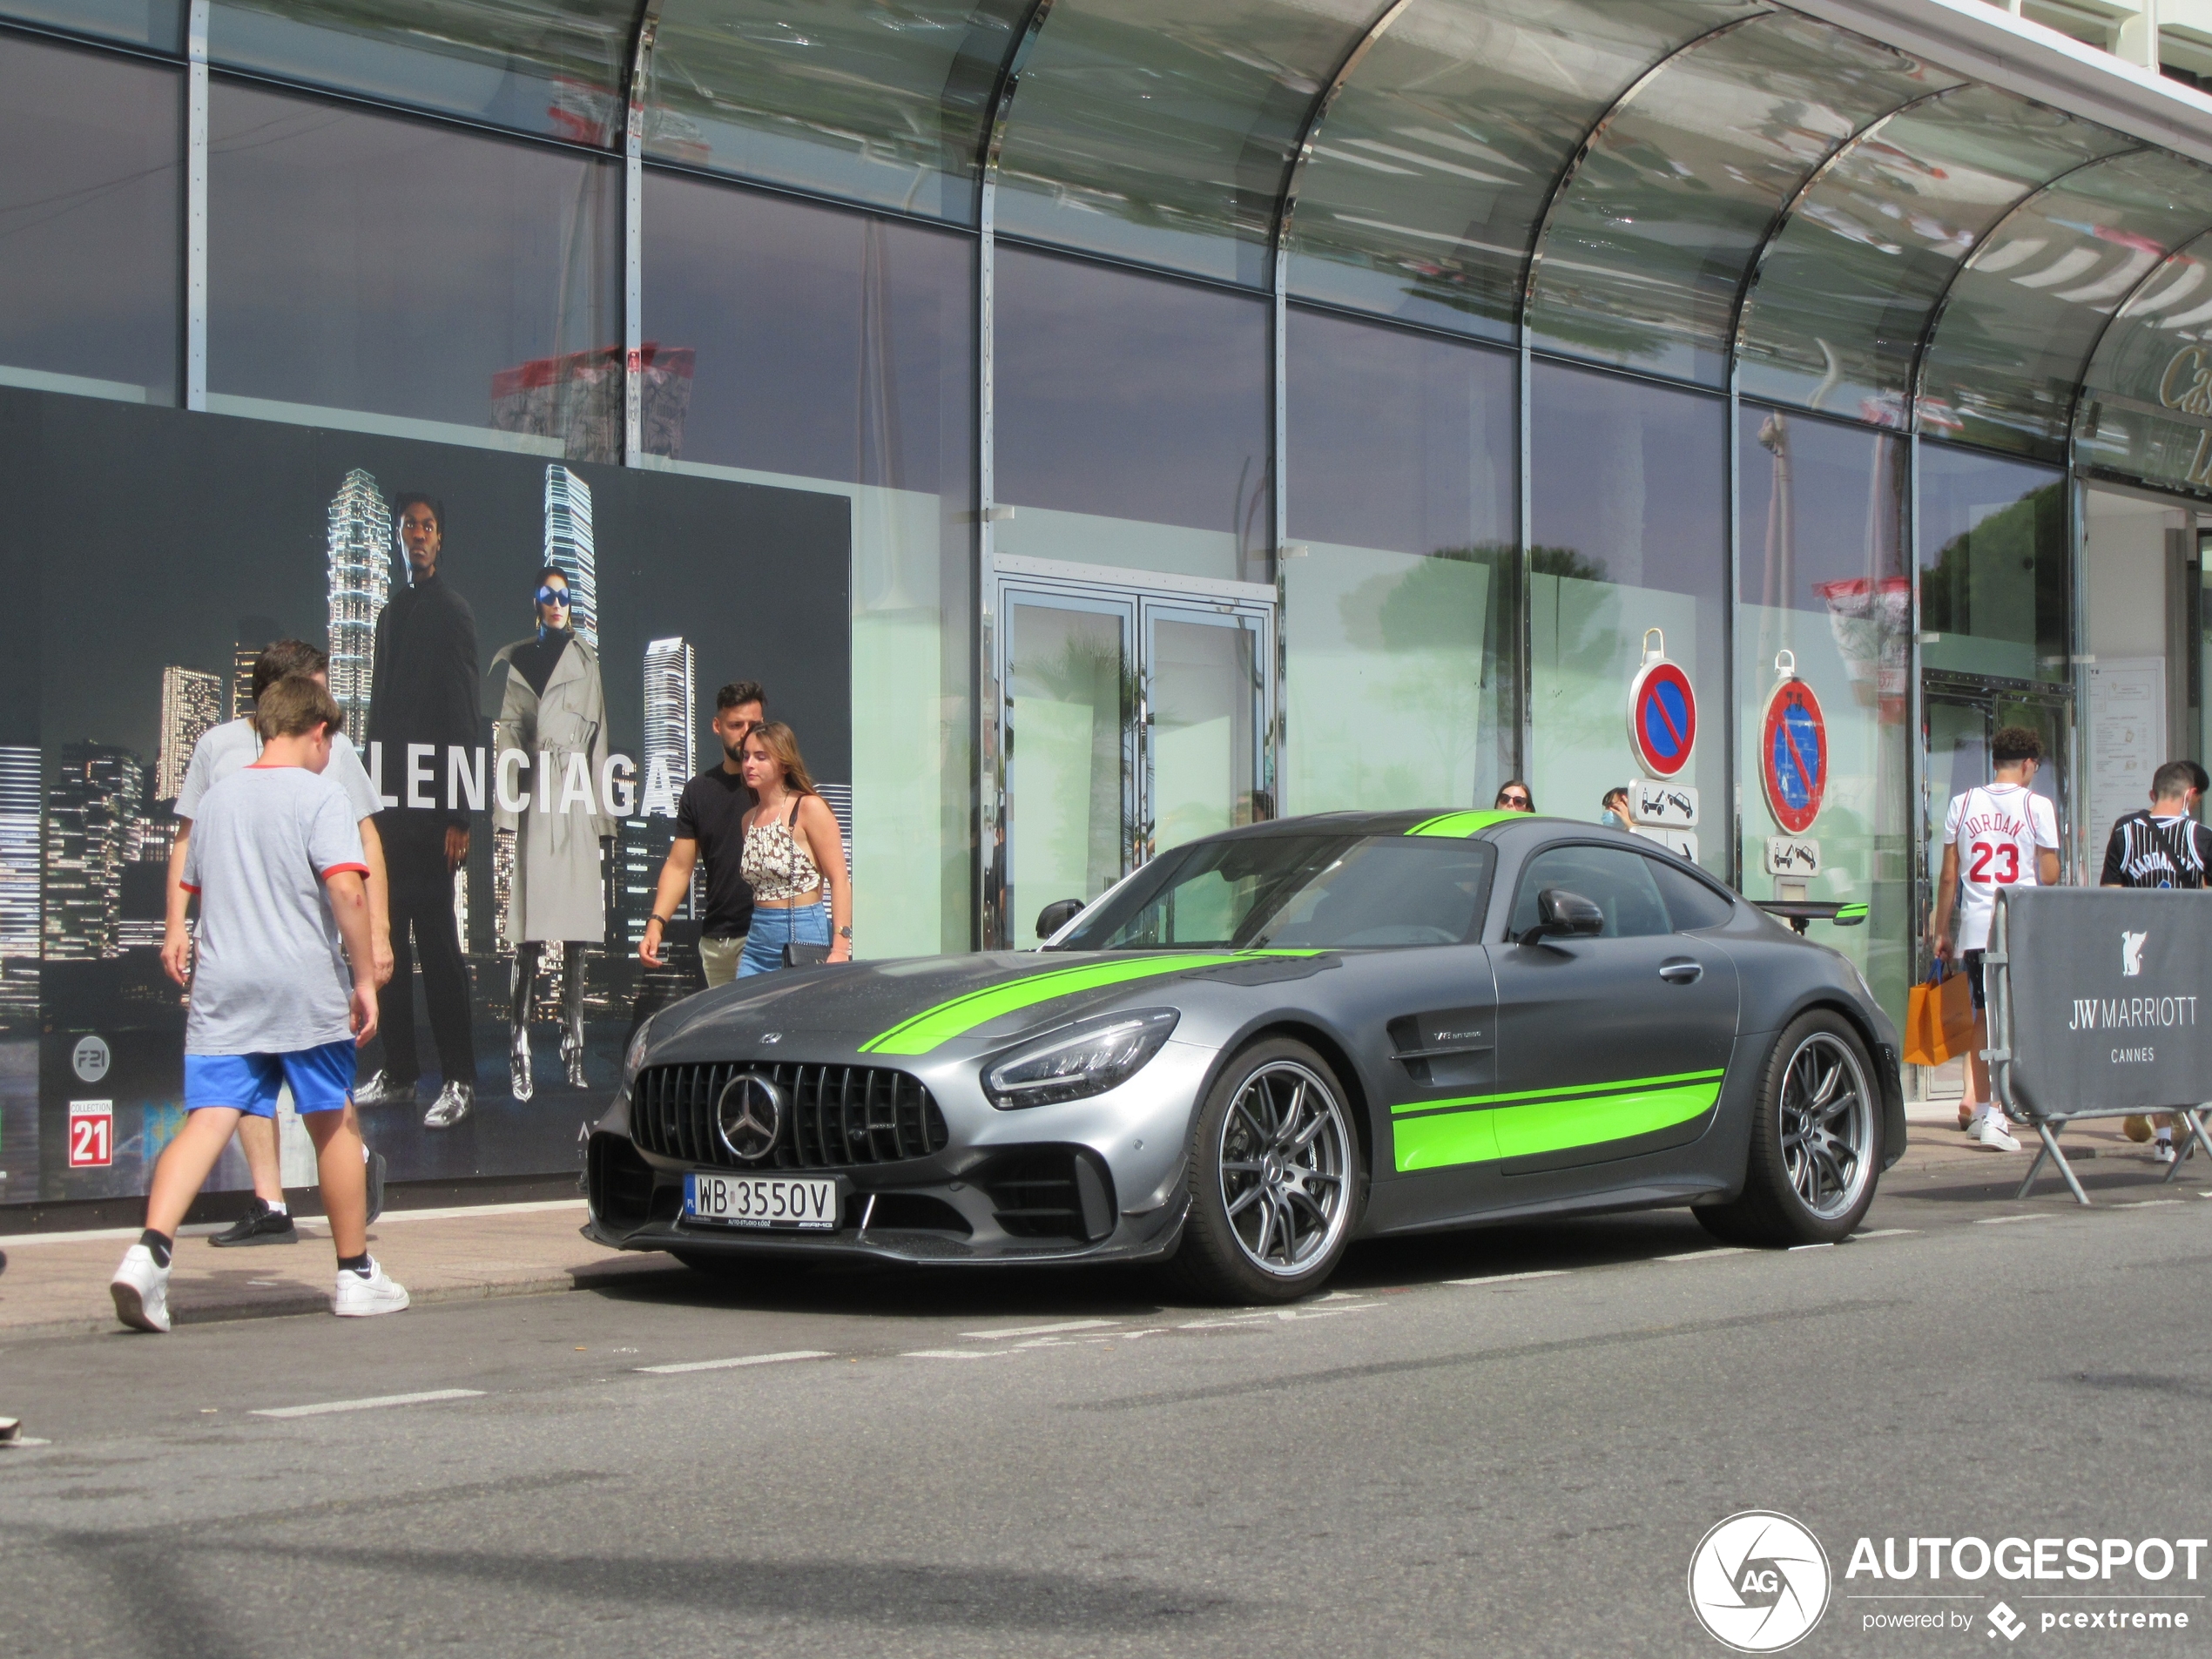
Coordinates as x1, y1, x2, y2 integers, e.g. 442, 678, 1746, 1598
2101, 758, 2212, 1162
640, 681, 764, 988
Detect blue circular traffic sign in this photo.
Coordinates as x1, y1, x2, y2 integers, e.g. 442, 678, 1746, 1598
1628, 660, 1697, 779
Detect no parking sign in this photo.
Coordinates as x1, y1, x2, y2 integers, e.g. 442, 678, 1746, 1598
1627, 630, 1696, 779
1760, 652, 1827, 835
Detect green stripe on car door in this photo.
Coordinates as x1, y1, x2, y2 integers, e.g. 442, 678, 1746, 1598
1405, 810, 1520, 838
1392, 1069, 1726, 1173
858, 953, 1319, 1056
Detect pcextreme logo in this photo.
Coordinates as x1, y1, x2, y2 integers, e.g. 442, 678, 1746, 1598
1689, 1511, 1832, 1652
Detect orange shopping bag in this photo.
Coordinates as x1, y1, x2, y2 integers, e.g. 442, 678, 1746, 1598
1905, 962, 1976, 1066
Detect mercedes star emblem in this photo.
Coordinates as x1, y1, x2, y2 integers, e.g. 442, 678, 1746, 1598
715, 1072, 784, 1163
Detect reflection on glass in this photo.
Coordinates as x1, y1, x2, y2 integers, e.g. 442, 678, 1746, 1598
1149, 614, 1258, 854
1738, 87, 2127, 423
992, 246, 1269, 581
1529, 361, 1725, 875
208, 83, 620, 458
1529, 12, 1952, 388
1917, 441, 2067, 682
1920, 149, 2212, 461
1285, 0, 1750, 342
211, 0, 636, 147
2074, 230, 2212, 494
643, 172, 972, 491
0, 35, 180, 403
1736, 405, 1910, 1022
1284, 307, 1516, 813
1008, 600, 1130, 947
991, 0, 1373, 287
0, 0, 180, 50
648, 0, 1028, 225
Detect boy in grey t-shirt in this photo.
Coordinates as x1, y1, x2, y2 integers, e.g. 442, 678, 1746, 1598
165, 637, 395, 1246
111, 677, 409, 1332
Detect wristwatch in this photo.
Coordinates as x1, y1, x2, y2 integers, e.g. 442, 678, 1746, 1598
648, 914, 671, 928
837, 925, 854, 940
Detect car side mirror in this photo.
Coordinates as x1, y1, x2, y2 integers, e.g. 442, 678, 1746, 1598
1519, 887, 1606, 947
1035, 898, 1085, 941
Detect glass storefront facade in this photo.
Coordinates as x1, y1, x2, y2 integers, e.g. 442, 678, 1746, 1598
5, 0, 2212, 1205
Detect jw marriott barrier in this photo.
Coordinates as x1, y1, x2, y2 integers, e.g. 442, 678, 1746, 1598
8, 0, 2212, 1206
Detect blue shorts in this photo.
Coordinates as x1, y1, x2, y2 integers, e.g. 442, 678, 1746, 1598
183, 1040, 358, 1117
738, 901, 830, 977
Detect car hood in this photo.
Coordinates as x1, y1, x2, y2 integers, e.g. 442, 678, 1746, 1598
638, 949, 1333, 1067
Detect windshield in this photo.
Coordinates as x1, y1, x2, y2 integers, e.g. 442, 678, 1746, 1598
1054, 834, 1497, 951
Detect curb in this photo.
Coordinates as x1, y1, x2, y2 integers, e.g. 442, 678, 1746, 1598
0, 1251, 679, 1345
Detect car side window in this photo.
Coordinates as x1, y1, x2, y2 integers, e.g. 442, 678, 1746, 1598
1647, 859, 1736, 931
1507, 845, 1673, 940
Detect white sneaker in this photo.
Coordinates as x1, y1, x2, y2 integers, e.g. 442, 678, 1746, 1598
2153, 1139, 2178, 1165
1974, 1113, 2022, 1153
332, 1258, 410, 1318
110, 1244, 172, 1332
1961, 1106, 1988, 1136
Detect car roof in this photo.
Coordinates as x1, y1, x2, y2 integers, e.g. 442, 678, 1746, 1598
1217, 809, 1582, 841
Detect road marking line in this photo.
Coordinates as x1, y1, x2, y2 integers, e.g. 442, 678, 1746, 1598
1658, 1247, 1753, 1263
1788, 1243, 1835, 1251
252, 1388, 484, 1420
961, 1318, 1120, 1339
636, 1350, 833, 1375
1854, 1228, 1919, 1238
1447, 1269, 1569, 1285
1974, 1214, 2058, 1224
2115, 1199, 2183, 1208
903, 1349, 1013, 1360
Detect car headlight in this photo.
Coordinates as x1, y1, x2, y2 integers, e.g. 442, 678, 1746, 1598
983, 1008, 1180, 1109
619, 1017, 654, 1092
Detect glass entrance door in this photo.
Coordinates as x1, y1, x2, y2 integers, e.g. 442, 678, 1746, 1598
1919, 673, 2072, 973
994, 559, 1275, 947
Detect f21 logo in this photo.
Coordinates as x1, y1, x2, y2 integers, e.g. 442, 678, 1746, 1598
68, 1100, 112, 1169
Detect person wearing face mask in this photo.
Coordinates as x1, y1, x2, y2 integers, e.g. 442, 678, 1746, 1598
640, 681, 765, 989
489, 569, 613, 1101
1600, 786, 1631, 829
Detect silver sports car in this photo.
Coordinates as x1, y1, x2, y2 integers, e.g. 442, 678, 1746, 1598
584, 810, 1905, 1302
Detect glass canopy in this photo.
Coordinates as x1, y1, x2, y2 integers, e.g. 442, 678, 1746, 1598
1283, 0, 1753, 343
988, 0, 1378, 287
1919, 147, 2212, 461
210, 0, 640, 147
2075, 226, 2212, 494
1736, 86, 2130, 426
1526, 11, 1956, 388
647, 0, 1028, 224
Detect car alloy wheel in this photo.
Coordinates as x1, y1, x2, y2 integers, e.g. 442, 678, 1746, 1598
1217, 1059, 1353, 1278
1777, 1029, 1874, 1222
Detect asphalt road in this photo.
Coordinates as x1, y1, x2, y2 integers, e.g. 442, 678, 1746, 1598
4, 1169, 2210, 1658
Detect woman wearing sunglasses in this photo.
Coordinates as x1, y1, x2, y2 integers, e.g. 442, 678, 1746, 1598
1494, 780, 1534, 813
489, 568, 612, 1100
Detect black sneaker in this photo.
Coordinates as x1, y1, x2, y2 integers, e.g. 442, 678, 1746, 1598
365, 1150, 387, 1225
208, 1199, 299, 1248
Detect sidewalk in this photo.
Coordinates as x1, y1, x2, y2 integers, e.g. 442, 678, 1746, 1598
0, 1115, 2194, 1341
0, 1201, 668, 1340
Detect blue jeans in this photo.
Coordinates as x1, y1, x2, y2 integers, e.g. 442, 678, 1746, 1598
738, 901, 829, 976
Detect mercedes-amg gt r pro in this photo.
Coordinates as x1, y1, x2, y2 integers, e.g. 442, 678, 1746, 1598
585, 810, 1905, 1303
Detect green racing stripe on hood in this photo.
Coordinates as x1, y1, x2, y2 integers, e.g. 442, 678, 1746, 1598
858, 953, 1320, 1056
1406, 810, 1520, 838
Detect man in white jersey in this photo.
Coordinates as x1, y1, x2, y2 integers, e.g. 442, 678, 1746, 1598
1926, 725, 2061, 1151
163, 641, 394, 1244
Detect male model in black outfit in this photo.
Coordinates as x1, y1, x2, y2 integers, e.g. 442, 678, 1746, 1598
355, 493, 482, 1129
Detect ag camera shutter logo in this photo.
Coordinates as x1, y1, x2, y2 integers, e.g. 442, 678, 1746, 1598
1689, 1511, 1831, 1651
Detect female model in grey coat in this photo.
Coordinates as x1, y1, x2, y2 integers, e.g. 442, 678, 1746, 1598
489, 568, 614, 1098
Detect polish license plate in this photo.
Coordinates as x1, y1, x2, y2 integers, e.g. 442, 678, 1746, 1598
683, 1171, 840, 1231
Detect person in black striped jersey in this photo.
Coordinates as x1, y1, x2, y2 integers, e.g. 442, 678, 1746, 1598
2101, 759, 2212, 1163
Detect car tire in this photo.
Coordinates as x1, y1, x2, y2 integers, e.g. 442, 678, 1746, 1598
1170, 1038, 1364, 1305
1694, 1009, 1883, 1247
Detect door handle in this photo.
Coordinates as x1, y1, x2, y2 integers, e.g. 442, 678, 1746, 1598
1659, 959, 1703, 985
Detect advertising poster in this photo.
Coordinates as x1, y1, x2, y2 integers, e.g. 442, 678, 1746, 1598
0, 388, 850, 1204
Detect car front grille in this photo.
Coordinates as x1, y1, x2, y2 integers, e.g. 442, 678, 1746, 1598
630, 1062, 949, 1170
